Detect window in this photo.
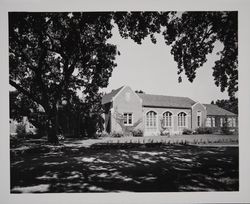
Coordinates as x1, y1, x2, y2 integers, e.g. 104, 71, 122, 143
206, 117, 211, 127
220, 118, 224, 127
146, 111, 157, 128
197, 111, 201, 127
178, 112, 187, 127
232, 118, 236, 127
123, 113, 133, 125
211, 117, 215, 127
162, 112, 172, 127
228, 118, 233, 127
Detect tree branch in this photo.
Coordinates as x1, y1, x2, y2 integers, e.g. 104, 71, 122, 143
9, 80, 41, 105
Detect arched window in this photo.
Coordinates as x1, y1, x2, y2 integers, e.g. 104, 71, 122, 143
146, 111, 157, 128
178, 112, 187, 127
162, 111, 172, 127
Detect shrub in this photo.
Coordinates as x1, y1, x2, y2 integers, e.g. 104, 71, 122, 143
221, 126, 234, 135
95, 132, 109, 138
111, 131, 123, 138
132, 129, 143, 137
195, 127, 213, 134
182, 128, 193, 135
160, 130, 170, 136
16, 123, 26, 138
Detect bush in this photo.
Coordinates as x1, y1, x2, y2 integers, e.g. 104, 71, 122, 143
182, 128, 193, 135
16, 123, 26, 137
95, 132, 110, 138
221, 126, 234, 135
111, 131, 123, 138
160, 130, 170, 136
195, 127, 214, 134
132, 129, 143, 137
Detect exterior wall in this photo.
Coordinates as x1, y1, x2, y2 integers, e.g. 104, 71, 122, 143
191, 103, 207, 130
142, 107, 192, 136
206, 115, 238, 133
111, 86, 143, 133
9, 116, 37, 135
103, 102, 112, 133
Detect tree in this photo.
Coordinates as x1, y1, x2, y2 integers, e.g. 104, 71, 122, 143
9, 12, 117, 143
114, 11, 238, 98
135, 90, 145, 93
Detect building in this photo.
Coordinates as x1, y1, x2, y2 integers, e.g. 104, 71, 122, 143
102, 86, 238, 136
10, 117, 37, 136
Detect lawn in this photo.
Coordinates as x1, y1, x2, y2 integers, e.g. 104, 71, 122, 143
10, 140, 239, 193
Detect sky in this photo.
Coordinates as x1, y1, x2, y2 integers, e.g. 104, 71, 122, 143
103, 24, 229, 104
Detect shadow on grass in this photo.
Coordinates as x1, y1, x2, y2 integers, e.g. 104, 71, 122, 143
10, 142, 239, 193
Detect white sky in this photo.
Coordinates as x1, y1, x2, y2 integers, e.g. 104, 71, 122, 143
103, 24, 229, 104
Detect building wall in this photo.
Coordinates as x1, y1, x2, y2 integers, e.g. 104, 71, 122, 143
206, 115, 238, 133
9, 116, 37, 135
142, 107, 192, 136
111, 86, 143, 133
191, 103, 207, 130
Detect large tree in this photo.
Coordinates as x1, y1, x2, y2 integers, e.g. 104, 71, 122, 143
9, 12, 238, 143
9, 12, 117, 143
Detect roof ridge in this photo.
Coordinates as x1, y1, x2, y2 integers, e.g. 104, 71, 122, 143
137, 92, 193, 100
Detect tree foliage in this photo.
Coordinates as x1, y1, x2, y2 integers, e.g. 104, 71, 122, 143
114, 11, 238, 98
9, 12, 118, 142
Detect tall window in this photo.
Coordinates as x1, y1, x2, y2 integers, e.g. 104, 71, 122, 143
220, 118, 224, 127
162, 112, 172, 127
211, 117, 215, 127
232, 118, 236, 127
197, 111, 201, 127
228, 118, 233, 127
123, 113, 133, 126
178, 112, 187, 127
206, 117, 211, 127
146, 111, 157, 128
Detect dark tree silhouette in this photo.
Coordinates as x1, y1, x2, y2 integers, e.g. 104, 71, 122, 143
9, 12, 117, 143
9, 11, 238, 143
135, 90, 145, 93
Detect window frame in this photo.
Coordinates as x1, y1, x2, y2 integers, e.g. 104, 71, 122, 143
162, 111, 172, 127
197, 111, 201, 127
146, 111, 157, 128
178, 112, 187, 127
123, 112, 133, 126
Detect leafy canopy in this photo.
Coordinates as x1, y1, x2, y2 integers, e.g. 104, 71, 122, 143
9, 11, 238, 127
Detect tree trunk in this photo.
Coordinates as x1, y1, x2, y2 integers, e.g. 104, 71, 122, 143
47, 116, 59, 144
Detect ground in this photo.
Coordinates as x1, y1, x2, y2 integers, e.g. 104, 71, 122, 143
10, 135, 239, 193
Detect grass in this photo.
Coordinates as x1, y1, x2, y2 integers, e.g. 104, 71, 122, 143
10, 139, 239, 193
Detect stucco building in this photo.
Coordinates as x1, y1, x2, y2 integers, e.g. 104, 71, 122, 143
102, 86, 238, 136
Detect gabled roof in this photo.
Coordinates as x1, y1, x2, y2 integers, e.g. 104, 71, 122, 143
137, 93, 196, 108
102, 86, 124, 104
203, 104, 236, 116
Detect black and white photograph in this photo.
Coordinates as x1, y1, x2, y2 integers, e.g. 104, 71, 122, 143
1, 0, 250, 203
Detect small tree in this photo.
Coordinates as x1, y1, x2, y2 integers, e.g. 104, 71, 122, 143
159, 118, 170, 136
221, 117, 231, 135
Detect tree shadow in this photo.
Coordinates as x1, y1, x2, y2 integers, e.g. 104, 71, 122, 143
10, 143, 239, 193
